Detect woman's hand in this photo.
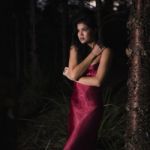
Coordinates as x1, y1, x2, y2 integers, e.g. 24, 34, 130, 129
63, 67, 76, 81
63, 67, 69, 76
91, 44, 105, 57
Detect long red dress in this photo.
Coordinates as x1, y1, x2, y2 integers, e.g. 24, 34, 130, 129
63, 63, 103, 150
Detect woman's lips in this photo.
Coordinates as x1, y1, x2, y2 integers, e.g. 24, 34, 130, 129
79, 37, 85, 41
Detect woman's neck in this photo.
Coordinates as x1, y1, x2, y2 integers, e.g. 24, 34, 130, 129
87, 41, 96, 49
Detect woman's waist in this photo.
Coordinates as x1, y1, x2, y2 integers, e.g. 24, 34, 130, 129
73, 82, 101, 92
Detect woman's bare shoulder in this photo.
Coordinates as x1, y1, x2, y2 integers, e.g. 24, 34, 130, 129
70, 45, 78, 51
100, 47, 113, 62
102, 47, 113, 54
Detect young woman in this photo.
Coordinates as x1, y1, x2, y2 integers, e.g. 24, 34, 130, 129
63, 12, 113, 150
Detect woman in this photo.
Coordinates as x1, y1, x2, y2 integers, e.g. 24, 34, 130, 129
63, 12, 113, 150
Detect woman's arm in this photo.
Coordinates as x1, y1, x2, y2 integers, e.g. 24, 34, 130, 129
76, 48, 113, 87
64, 44, 103, 80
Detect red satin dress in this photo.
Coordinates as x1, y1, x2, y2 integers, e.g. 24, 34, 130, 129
63, 63, 103, 150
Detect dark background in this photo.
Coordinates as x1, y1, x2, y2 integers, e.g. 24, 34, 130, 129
0, 0, 130, 149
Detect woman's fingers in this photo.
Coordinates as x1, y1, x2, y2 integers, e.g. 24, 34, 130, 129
64, 67, 69, 73
92, 44, 102, 56
63, 67, 69, 76
92, 44, 105, 56
62, 67, 76, 81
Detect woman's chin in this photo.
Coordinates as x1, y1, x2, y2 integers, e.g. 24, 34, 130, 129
80, 41, 86, 44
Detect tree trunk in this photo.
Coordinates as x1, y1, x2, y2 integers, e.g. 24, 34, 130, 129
61, 0, 69, 69
30, 0, 38, 82
14, 14, 21, 87
125, 0, 150, 149
96, 0, 102, 42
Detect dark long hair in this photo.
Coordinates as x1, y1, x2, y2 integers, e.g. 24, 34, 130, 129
71, 10, 98, 62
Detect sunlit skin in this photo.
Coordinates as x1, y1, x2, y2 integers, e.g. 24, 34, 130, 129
63, 22, 112, 87
77, 22, 94, 46
77, 22, 102, 65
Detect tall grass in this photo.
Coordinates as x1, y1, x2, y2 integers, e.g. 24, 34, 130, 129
17, 80, 127, 150
98, 85, 127, 150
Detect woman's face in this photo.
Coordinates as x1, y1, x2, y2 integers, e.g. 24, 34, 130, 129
77, 22, 94, 44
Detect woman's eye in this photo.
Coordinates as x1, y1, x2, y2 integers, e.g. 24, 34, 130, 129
83, 28, 87, 30
83, 28, 89, 31
77, 27, 89, 33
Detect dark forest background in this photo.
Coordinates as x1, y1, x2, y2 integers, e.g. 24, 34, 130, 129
0, 0, 136, 150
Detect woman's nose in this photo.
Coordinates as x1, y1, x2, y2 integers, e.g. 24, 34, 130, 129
79, 31, 83, 36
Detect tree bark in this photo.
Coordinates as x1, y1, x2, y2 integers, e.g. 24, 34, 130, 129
30, 0, 38, 82
96, 0, 102, 42
61, 0, 69, 69
125, 0, 150, 149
